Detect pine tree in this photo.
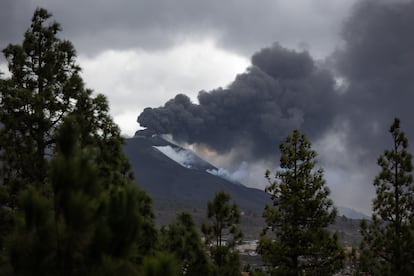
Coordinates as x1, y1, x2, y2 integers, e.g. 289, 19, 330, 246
258, 129, 344, 275
359, 118, 414, 275
6, 118, 153, 275
8, 119, 101, 275
0, 8, 156, 274
202, 191, 243, 276
0, 7, 136, 205
0, 77, 14, 274
141, 252, 180, 276
160, 212, 213, 275
0, 8, 81, 197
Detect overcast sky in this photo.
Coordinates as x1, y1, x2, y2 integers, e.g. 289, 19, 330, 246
0, 0, 357, 135
2, 0, 414, 214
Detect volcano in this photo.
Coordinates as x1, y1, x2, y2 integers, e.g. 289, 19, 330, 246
122, 134, 270, 237
122, 134, 365, 243
123, 134, 270, 211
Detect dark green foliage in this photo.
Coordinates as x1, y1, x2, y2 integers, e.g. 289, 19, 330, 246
249, 270, 267, 276
0, 8, 156, 275
202, 191, 243, 276
8, 185, 56, 275
6, 119, 155, 275
0, 8, 81, 197
0, 7, 134, 207
7, 119, 100, 275
141, 252, 180, 276
359, 118, 414, 275
258, 129, 344, 275
160, 212, 212, 275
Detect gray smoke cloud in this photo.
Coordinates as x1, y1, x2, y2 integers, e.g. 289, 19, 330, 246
334, 0, 414, 159
137, 0, 414, 214
207, 161, 249, 184
325, 0, 414, 212
138, 0, 414, 163
138, 43, 338, 161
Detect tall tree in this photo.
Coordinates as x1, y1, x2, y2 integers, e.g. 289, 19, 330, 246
160, 212, 212, 275
0, 8, 156, 274
0, 77, 14, 273
8, 119, 101, 275
7, 118, 154, 276
359, 118, 414, 275
0, 7, 135, 206
0, 8, 81, 197
258, 129, 344, 275
202, 191, 243, 276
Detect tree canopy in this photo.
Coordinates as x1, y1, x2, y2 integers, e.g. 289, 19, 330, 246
160, 212, 213, 275
258, 129, 344, 275
202, 191, 243, 276
0, 8, 156, 275
359, 118, 414, 275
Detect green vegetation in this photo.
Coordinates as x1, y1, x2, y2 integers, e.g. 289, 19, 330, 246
202, 191, 243, 276
141, 252, 180, 276
359, 118, 414, 275
160, 212, 213, 275
258, 129, 344, 275
0, 8, 155, 275
2, 7, 414, 276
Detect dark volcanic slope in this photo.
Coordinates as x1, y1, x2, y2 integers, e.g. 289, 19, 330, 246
123, 136, 362, 243
123, 136, 270, 214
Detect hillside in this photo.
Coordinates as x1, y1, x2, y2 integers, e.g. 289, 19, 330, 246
123, 135, 270, 238
123, 135, 363, 243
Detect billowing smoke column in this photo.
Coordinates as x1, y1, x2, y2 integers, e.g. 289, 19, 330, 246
138, 43, 338, 161
137, 0, 414, 213
334, 0, 414, 158
138, 0, 414, 164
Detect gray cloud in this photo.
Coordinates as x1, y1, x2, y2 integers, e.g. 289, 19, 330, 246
137, 0, 414, 213
138, 43, 338, 161
0, 0, 355, 58
335, 0, 414, 159
0, 1, 32, 59
321, 0, 414, 212
139, 0, 414, 165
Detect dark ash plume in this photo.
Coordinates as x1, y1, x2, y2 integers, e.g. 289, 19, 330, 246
137, 0, 414, 213
334, 0, 414, 158
138, 43, 338, 160
138, 0, 414, 164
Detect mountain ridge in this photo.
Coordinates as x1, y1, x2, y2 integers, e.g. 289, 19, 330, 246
122, 135, 363, 243
123, 135, 270, 214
